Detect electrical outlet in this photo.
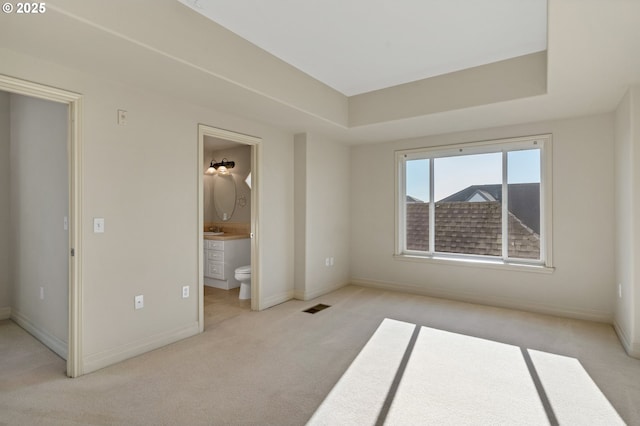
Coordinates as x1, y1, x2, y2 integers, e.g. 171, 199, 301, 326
182, 286, 189, 299
134, 295, 144, 310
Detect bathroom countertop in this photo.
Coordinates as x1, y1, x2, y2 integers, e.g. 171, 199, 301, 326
204, 233, 250, 241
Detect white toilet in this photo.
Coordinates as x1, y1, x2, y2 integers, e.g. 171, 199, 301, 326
235, 265, 251, 300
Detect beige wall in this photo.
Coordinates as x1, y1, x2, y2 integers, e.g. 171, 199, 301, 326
294, 133, 350, 300
614, 86, 640, 357
9, 93, 69, 358
0, 91, 9, 315
203, 144, 251, 224
349, 52, 547, 126
350, 113, 616, 321
0, 0, 348, 129
0, 47, 294, 373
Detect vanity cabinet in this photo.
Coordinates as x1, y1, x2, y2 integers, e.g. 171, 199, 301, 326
204, 238, 250, 290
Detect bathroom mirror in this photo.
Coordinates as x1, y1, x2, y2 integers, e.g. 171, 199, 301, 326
213, 174, 236, 221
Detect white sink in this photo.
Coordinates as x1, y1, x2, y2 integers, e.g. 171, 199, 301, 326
204, 232, 224, 236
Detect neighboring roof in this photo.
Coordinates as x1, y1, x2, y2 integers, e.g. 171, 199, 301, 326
467, 189, 497, 202
406, 195, 424, 203
406, 201, 540, 259
440, 183, 540, 234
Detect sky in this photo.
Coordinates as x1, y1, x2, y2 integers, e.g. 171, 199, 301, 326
406, 149, 540, 202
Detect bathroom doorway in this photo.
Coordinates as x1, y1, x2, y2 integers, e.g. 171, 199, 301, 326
197, 125, 261, 332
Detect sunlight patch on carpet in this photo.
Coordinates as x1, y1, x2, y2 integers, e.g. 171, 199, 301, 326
385, 327, 547, 425
306, 319, 415, 425
307, 318, 624, 425
528, 350, 624, 425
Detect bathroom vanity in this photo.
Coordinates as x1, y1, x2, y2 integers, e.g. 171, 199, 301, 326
204, 236, 250, 290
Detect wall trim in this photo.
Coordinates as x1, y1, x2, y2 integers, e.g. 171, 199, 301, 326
614, 320, 640, 359
0, 307, 11, 320
295, 281, 349, 301
351, 278, 613, 323
11, 309, 68, 360
83, 322, 199, 375
261, 290, 294, 310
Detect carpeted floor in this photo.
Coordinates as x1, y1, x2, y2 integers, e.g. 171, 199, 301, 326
1, 285, 639, 425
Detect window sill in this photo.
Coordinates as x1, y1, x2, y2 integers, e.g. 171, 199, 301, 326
393, 254, 555, 274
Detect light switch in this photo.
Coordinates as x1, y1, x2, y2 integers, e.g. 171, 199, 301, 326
117, 109, 128, 125
135, 295, 144, 310
93, 218, 105, 233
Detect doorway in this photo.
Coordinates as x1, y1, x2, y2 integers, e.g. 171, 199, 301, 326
0, 75, 82, 377
197, 125, 260, 331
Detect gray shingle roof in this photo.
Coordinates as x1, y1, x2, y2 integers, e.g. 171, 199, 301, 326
439, 183, 540, 234
406, 201, 540, 259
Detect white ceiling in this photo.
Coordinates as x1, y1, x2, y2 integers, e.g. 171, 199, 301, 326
178, 0, 547, 96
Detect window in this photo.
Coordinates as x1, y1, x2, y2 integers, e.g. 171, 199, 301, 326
396, 135, 552, 268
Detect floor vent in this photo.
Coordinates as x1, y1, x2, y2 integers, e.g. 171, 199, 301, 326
303, 304, 331, 314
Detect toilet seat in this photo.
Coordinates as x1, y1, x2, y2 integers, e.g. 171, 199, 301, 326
235, 265, 251, 281
235, 265, 251, 300
235, 265, 251, 274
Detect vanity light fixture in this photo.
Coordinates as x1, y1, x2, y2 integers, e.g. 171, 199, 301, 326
205, 161, 216, 174
205, 158, 235, 175
213, 158, 235, 175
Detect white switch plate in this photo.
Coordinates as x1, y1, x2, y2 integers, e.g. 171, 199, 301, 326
117, 109, 128, 125
64, 216, 68, 231
134, 294, 144, 310
40, 287, 44, 300
182, 286, 189, 299
93, 218, 105, 233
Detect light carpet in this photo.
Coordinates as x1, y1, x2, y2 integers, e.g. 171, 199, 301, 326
308, 318, 625, 425
1, 285, 639, 425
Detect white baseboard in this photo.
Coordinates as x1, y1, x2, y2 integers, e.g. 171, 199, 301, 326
0, 306, 10, 320
351, 278, 612, 323
82, 321, 200, 375
260, 289, 294, 310
613, 320, 640, 359
295, 281, 348, 301
11, 309, 68, 360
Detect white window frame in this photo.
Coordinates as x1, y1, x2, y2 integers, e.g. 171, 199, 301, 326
395, 134, 553, 271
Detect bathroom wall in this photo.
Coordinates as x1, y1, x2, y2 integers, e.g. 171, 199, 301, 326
0, 91, 10, 318
9, 93, 69, 358
203, 143, 252, 225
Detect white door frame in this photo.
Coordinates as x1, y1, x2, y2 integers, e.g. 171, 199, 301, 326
0, 74, 83, 378
198, 124, 261, 330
